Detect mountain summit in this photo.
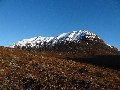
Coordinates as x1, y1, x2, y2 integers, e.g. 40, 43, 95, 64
10, 30, 119, 57
49, 30, 98, 44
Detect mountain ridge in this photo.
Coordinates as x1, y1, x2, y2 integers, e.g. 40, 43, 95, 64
10, 30, 119, 57
10, 30, 112, 48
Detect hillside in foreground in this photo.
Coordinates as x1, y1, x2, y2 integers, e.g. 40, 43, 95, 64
0, 46, 120, 89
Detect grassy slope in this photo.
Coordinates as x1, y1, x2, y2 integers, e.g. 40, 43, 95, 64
0, 46, 120, 89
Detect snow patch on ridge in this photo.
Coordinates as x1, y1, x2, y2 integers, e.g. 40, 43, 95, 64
107, 44, 113, 48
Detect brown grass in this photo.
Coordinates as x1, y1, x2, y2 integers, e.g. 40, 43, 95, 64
0, 46, 120, 89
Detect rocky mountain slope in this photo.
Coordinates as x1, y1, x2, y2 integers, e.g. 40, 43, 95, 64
0, 46, 120, 89
10, 30, 119, 57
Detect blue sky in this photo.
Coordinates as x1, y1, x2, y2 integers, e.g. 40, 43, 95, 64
0, 0, 120, 50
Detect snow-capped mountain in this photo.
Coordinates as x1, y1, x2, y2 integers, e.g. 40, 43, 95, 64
10, 30, 99, 48
10, 30, 119, 56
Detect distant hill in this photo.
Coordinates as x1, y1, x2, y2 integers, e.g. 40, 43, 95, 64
10, 30, 120, 57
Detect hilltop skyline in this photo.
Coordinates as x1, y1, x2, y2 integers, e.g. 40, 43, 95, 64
0, 0, 120, 50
